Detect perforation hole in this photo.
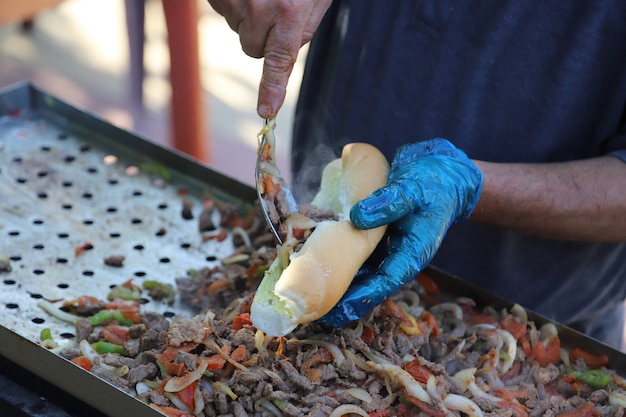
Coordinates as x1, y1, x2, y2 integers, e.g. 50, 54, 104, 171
57, 283, 69, 289
32, 317, 44, 324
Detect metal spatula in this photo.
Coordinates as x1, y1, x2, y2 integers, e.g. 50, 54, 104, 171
255, 119, 298, 244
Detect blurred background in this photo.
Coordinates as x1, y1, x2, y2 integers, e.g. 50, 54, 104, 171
0, 0, 305, 185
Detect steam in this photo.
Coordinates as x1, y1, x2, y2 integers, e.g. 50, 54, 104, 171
292, 142, 339, 204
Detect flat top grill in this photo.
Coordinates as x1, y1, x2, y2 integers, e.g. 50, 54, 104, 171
1, 83, 625, 417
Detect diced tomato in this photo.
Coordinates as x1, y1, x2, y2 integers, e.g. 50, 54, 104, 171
419, 310, 439, 338
74, 242, 94, 256
263, 175, 280, 198
533, 336, 561, 367
164, 361, 186, 377
380, 299, 420, 334
101, 325, 130, 346
361, 326, 375, 345
244, 261, 264, 288
150, 404, 194, 417
176, 381, 196, 410
232, 313, 253, 330
64, 295, 102, 309
555, 402, 595, 417
206, 346, 231, 370
105, 299, 141, 323
207, 278, 229, 294
499, 316, 527, 341
71, 356, 92, 372
403, 394, 446, 416
520, 337, 532, 357
156, 343, 199, 364
498, 400, 529, 417
230, 345, 247, 363
415, 272, 439, 295
493, 387, 529, 401
467, 313, 499, 326
292, 228, 306, 240
403, 359, 432, 384
238, 292, 255, 315
568, 347, 609, 369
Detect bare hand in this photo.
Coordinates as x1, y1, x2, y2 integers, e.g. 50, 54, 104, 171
207, 0, 332, 118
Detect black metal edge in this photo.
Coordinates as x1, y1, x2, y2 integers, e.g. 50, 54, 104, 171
0, 326, 164, 417
424, 265, 626, 372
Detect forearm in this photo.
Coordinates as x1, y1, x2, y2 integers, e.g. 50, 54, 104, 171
470, 156, 626, 242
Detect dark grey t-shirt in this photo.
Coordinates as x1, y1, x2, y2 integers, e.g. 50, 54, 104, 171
292, 0, 626, 347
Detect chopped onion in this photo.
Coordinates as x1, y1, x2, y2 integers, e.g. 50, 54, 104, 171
254, 399, 284, 417
163, 392, 193, 413
135, 382, 151, 395
221, 253, 250, 264
346, 388, 373, 404
164, 357, 209, 392
609, 390, 626, 407
232, 226, 252, 248
443, 394, 484, 417
213, 381, 237, 400
496, 329, 516, 374
37, 300, 80, 324
328, 404, 370, 417
539, 323, 558, 342
193, 383, 205, 416
289, 339, 345, 367
361, 349, 392, 365
429, 302, 463, 320
452, 368, 500, 404
263, 369, 282, 380
343, 350, 374, 372
510, 304, 528, 324
368, 361, 430, 404
79, 340, 99, 362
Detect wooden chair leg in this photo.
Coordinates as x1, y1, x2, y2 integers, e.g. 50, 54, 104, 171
162, 0, 210, 163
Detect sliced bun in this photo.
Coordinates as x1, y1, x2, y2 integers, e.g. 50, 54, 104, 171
250, 143, 389, 336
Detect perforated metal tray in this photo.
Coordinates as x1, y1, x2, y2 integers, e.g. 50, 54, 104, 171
0, 82, 255, 417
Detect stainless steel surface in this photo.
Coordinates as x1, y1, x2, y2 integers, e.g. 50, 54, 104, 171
0, 82, 256, 417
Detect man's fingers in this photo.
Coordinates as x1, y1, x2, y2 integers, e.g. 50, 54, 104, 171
256, 24, 302, 118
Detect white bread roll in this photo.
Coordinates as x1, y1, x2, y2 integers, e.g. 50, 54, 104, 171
250, 143, 389, 336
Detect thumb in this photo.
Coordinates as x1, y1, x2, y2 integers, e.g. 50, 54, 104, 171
350, 180, 424, 229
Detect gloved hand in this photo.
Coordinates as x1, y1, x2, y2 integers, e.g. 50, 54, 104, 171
318, 138, 483, 327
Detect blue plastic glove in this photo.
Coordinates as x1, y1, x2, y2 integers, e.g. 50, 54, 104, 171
318, 138, 483, 327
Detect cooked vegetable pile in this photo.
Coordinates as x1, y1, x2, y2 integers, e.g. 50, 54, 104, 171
37, 202, 626, 417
